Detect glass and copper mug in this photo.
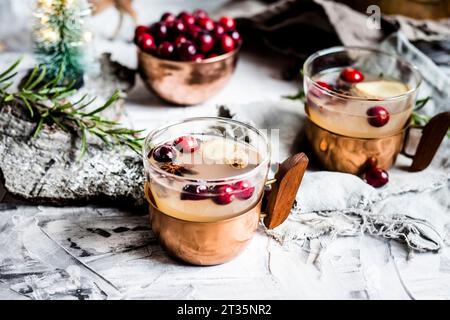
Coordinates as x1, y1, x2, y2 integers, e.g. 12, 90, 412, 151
303, 47, 450, 175
143, 117, 308, 265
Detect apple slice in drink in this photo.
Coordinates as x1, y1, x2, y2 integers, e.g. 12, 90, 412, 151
351, 80, 409, 99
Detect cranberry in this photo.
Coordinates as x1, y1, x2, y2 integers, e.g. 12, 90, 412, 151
150, 22, 168, 41
212, 184, 235, 205
196, 32, 215, 53
175, 35, 187, 46
135, 25, 149, 38
193, 9, 208, 19
187, 25, 202, 39
364, 167, 389, 188
177, 40, 197, 61
340, 67, 364, 83
233, 180, 255, 200
219, 16, 236, 31
367, 106, 390, 127
160, 12, 176, 23
181, 184, 209, 200
178, 12, 195, 25
158, 41, 174, 59
192, 54, 204, 62
213, 25, 225, 38
316, 81, 332, 90
139, 34, 156, 52
173, 135, 200, 153
228, 30, 241, 46
219, 35, 235, 53
172, 20, 187, 35
153, 145, 176, 162
207, 53, 219, 59
197, 17, 215, 31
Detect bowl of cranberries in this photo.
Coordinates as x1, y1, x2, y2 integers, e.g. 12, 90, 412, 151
135, 10, 242, 105
303, 47, 424, 187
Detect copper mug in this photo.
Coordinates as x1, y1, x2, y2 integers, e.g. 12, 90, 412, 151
302, 47, 450, 174
143, 117, 308, 265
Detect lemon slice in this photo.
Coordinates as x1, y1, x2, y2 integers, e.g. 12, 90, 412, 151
202, 138, 248, 168
351, 80, 409, 99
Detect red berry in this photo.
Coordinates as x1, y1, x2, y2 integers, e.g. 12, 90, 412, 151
197, 17, 215, 31
135, 25, 149, 38
340, 67, 364, 83
158, 41, 174, 59
160, 12, 176, 23
228, 30, 241, 46
193, 9, 208, 19
173, 135, 200, 153
364, 167, 389, 188
233, 180, 255, 200
367, 106, 390, 127
150, 22, 168, 41
192, 54, 204, 62
219, 35, 235, 53
178, 12, 195, 25
181, 184, 209, 200
212, 184, 235, 205
175, 35, 187, 46
213, 25, 225, 38
196, 32, 215, 53
187, 25, 202, 39
219, 16, 236, 31
316, 81, 332, 90
207, 53, 219, 59
177, 41, 197, 61
153, 145, 176, 162
139, 33, 156, 52
172, 20, 187, 35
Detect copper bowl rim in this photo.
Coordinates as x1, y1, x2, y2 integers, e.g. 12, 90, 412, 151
303, 46, 423, 104
306, 117, 411, 140
143, 116, 271, 184
147, 192, 263, 225
138, 45, 241, 65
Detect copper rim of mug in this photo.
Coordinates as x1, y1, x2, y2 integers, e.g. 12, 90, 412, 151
302, 46, 423, 114
138, 44, 241, 65
142, 116, 271, 184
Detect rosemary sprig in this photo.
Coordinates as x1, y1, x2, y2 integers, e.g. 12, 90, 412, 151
0, 59, 144, 156
412, 96, 450, 138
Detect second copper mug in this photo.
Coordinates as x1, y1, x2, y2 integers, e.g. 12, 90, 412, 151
143, 117, 308, 265
302, 46, 450, 174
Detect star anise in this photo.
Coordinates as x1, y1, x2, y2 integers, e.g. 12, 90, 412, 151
160, 163, 197, 177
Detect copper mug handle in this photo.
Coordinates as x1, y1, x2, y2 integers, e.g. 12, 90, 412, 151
263, 153, 309, 229
402, 112, 450, 172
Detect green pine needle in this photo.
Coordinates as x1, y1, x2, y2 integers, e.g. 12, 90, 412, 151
0, 59, 144, 156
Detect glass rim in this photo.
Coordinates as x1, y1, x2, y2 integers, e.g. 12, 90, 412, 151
143, 116, 271, 184
302, 46, 423, 103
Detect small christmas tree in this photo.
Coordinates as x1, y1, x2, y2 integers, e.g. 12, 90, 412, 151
33, 0, 91, 87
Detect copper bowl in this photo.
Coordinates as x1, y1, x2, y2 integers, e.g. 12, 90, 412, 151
138, 48, 239, 105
